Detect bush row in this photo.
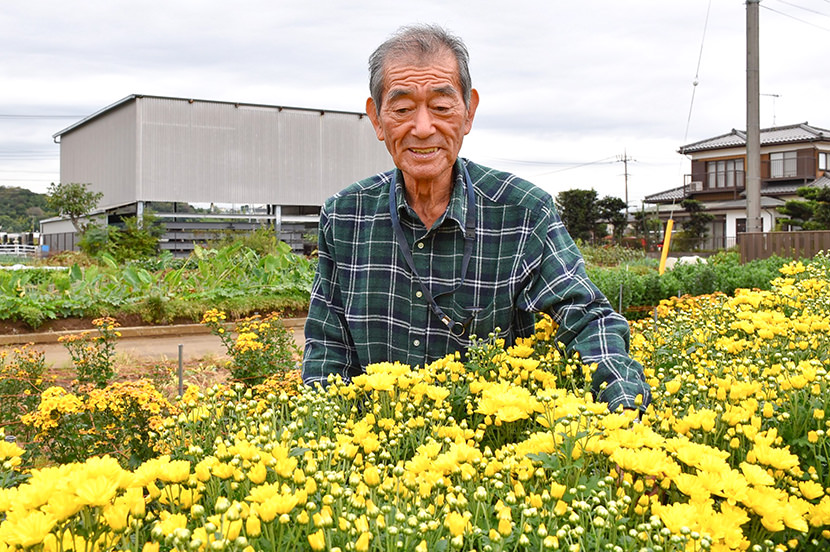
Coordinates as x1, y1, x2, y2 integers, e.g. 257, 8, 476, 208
587, 251, 791, 316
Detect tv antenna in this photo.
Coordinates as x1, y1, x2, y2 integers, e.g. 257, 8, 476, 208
761, 93, 780, 126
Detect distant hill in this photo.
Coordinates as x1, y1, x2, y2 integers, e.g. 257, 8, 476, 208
0, 186, 55, 233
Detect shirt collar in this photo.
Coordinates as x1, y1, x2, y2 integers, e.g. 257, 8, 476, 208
393, 158, 468, 232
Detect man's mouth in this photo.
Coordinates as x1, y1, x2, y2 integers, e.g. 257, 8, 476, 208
409, 147, 438, 154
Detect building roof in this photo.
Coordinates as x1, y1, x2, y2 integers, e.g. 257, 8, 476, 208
810, 175, 830, 189
53, 94, 370, 141
703, 196, 784, 211
759, 182, 803, 196
643, 185, 685, 204
645, 175, 830, 205
759, 175, 830, 196
678, 122, 830, 154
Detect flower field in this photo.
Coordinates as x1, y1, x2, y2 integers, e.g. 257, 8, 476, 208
1, 254, 830, 551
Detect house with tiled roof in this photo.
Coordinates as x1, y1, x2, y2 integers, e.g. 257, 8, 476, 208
644, 122, 830, 249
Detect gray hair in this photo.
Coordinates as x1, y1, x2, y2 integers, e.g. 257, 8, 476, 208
368, 24, 472, 115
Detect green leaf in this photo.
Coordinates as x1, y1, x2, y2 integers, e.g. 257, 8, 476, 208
290, 447, 311, 457
99, 252, 118, 269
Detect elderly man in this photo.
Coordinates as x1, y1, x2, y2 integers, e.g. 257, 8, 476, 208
302, 24, 651, 412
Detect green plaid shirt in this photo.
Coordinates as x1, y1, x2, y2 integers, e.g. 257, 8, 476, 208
302, 158, 651, 411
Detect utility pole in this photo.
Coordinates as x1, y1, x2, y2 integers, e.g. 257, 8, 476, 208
746, 0, 763, 233
617, 150, 634, 218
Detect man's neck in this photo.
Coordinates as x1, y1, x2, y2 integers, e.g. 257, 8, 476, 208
403, 175, 454, 230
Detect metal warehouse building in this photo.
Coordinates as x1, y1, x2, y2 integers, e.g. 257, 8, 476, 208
45, 94, 392, 254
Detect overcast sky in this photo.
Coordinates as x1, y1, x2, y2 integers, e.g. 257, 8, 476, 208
2, 0, 829, 208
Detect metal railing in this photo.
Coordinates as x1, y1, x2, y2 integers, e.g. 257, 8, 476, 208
669, 235, 737, 253
686, 156, 818, 192
0, 244, 39, 257
763, 156, 816, 182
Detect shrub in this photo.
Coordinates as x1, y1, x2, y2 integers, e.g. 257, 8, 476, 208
21, 379, 175, 467
578, 240, 649, 267
78, 214, 163, 263
201, 309, 300, 386
587, 251, 792, 316
207, 226, 283, 257
58, 316, 121, 389
0, 344, 49, 442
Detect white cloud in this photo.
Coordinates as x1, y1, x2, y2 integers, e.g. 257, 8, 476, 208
2, 0, 828, 201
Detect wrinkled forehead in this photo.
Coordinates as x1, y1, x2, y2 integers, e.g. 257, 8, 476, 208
380, 49, 460, 91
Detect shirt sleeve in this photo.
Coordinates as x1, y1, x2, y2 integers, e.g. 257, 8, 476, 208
301, 205, 362, 388
517, 199, 652, 412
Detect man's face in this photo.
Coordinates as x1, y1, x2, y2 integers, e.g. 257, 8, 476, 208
367, 50, 479, 190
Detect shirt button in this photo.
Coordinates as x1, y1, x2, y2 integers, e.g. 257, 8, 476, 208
415, 291, 423, 298
413, 339, 421, 347
417, 242, 425, 249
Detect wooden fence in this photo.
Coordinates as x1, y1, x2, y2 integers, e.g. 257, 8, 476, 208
739, 231, 830, 263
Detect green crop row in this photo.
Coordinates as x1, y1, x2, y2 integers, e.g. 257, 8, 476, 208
588, 251, 791, 317
0, 244, 796, 330
0, 241, 316, 329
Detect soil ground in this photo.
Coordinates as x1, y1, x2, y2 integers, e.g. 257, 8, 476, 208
0, 317, 307, 393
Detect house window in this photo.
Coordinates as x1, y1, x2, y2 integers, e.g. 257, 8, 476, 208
820, 152, 829, 171
736, 218, 746, 234
705, 158, 744, 189
770, 151, 797, 178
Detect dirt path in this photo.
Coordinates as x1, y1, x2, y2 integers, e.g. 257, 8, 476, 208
3, 321, 307, 388
37, 333, 234, 370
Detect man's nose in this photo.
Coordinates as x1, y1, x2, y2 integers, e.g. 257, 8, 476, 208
411, 106, 436, 138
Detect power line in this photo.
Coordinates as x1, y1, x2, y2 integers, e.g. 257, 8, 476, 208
486, 156, 616, 167
0, 169, 57, 174
683, 0, 712, 145
762, 3, 830, 31
772, 0, 830, 18
0, 159, 58, 163
0, 156, 58, 160
531, 156, 619, 177
0, 150, 58, 153
0, 114, 82, 119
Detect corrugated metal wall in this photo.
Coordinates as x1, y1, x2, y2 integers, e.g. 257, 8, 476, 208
59, 101, 138, 209
57, 96, 392, 209
133, 96, 391, 206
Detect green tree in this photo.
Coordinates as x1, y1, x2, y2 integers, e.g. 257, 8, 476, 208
555, 189, 599, 242
0, 186, 54, 232
46, 182, 103, 233
677, 199, 714, 250
25, 207, 45, 232
78, 214, 163, 263
596, 196, 628, 243
776, 186, 830, 230
631, 206, 663, 251
806, 187, 830, 228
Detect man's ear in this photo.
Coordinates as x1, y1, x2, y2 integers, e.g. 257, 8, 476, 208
464, 88, 479, 135
366, 97, 384, 141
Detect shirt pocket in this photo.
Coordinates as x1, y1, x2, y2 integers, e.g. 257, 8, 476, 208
445, 296, 513, 346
